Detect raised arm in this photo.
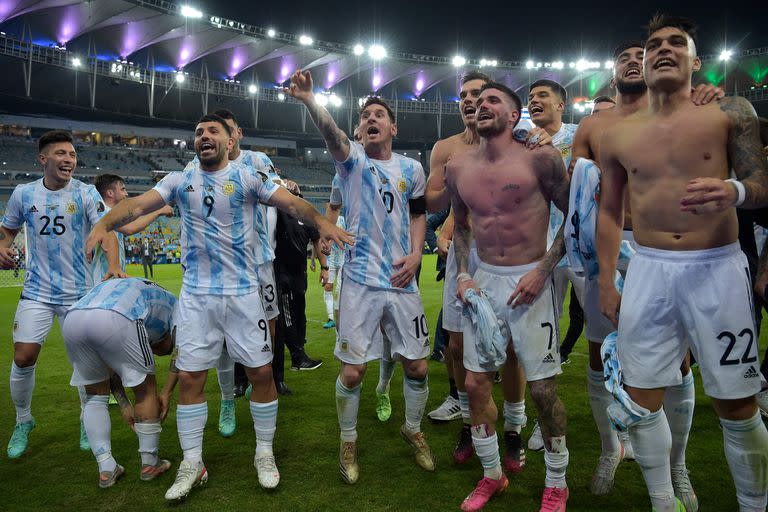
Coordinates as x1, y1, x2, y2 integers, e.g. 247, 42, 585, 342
284, 70, 350, 162
117, 205, 174, 236
596, 131, 628, 326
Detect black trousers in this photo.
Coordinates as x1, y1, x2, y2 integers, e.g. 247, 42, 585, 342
272, 266, 308, 384
142, 256, 154, 278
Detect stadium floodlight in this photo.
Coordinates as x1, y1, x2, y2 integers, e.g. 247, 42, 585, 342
248, 84, 258, 94
368, 44, 386, 60
552, 61, 564, 69
479, 58, 487, 66
72, 57, 81, 68
299, 35, 313, 46
329, 94, 342, 107
267, 28, 276, 38
536, 62, 542, 69
604, 60, 613, 69
353, 44, 365, 56
719, 49, 733, 61
544, 62, 551, 68
277, 92, 285, 101
452, 55, 466, 67
180, 5, 203, 18
316, 94, 329, 107
175, 72, 185, 83
575, 59, 589, 72
526, 60, 534, 69
358, 97, 366, 107
491, 60, 497, 66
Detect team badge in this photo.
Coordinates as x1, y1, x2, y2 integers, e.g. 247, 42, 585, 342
222, 181, 235, 196
560, 147, 570, 159
97, 201, 105, 213
65, 202, 77, 215
397, 178, 407, 193
340, 340, 349, 352
257, 171, 269, 183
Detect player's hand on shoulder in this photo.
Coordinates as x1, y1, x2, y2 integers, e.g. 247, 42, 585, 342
390, 252, 421, 288
525, 127, 553, 149
680, 177, 737, 214
691, 83, 725, 106
0, 246, 17, 268
508, 268, 547, 308
284, 70, 314, 103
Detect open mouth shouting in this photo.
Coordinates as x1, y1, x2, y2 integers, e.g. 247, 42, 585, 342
529, 104, 544, 116
462, 105, 477, 119
198, 140, 216, 156
623, 66, 642, 78
477, 110, 494, 122
653, 57, 677, 70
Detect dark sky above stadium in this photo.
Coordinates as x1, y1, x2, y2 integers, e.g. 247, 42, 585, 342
203, 0, 766, 59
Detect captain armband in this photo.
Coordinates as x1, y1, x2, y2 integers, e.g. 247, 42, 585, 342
409, 196, 426, 214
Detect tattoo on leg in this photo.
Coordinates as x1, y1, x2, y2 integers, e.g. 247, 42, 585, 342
530, 377, 566, 442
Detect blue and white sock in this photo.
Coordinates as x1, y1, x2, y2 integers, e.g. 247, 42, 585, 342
503, 400, 526, 434
376, 358, 396, 395
663, 371, 694, 468
10, 362, 34, 424
458, 390, 471, 425
588, 368, 621, 456
135, 421, 161, 466
403, 376, 428, 434
216, 349, 235, 401
250, 400, 278, 458
721, 411, 768, 512
630, 408, 675, 511
323, 291, 334, 321
471, 423, 502, 480
335, 377, 361, 442
177, 402, 208, 465
83, 394, 115, 473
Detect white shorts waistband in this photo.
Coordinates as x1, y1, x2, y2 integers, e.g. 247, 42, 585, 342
634, 241, 741, 263
476, 259, 540, 276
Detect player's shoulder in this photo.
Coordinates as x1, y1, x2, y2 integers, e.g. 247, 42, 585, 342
531, 144, 564, 170
714, 95, 756, 124
12, 178, 40, 194
394, 152, 423, 170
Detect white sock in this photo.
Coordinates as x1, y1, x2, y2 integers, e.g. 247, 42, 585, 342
134, 421, 161, 466
78, 386, 87, 420
403, 376, 428, 434
323, 290, 334, 320
588, 368, 622, 456
471, 424, 502, 480
336, 377, 360, 442
177, 402, 207, 465
720, 411, 768, 512
544, 435, 569, 489
458, 391, 471, 424
83, 394, 116, 473
251, 400, 278, 458
10, 362, 34, 424
216, 349, 235, 401
376, 358, 396, 395
663, 370, 694, 468
630, 408, 675, 511
503, 400, 526, 433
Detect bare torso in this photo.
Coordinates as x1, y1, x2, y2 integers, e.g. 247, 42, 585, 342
608, 101, 737, 250
448, 142, 556, 266
427, 131, 479, 211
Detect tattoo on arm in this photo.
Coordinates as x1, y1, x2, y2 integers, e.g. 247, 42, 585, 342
107, 209, 136, 232
109, 373, 132, 411
305, 101, 350, 156
535, 151, 570, 273
721, 97, 768, 209
0, 232, 5, 241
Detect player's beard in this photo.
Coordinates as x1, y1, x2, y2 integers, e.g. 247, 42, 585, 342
199, 145, 227, 168
615, 78, 648, 95
476, 115, 506, 138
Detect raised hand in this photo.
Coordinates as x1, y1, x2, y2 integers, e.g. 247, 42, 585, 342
283, 70, 314, 103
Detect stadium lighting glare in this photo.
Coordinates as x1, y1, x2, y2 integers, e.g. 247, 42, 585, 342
368, 44, 387, 60
180, 5, 203, 18
526, 60, 534, 69
175, 72, 185, 83
604, 60, 613, 69
267, 28, 276, 38
329, 94, 342, 107
575, 59, 589, 72
353, 44, 365, 56
316, 94, 329, 107
552, 61, 564, 69
720, 49, 733, 61
72, 57, 81, 68
248, 84, 258, 94
544, 62, 551, 68
452, 55, 466, 67
358, 97, 366, 107
299, 35, 313, 46
277, 92, 286, 101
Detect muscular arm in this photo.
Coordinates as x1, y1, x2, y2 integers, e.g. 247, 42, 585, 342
0, 225, 19, 248
447, 168, 472, 275
426, 140, 451, 212
268, 188, 325, 229
568, 116, 595, 174
117, 206, 173, 236
722, 97, 768, 209
100, 190, 167, 233
536, 150, 571, 275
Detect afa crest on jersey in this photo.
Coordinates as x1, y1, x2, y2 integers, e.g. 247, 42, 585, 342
397, 178, 407, 193
222, 181, 235, 196
65, 202, 78, 215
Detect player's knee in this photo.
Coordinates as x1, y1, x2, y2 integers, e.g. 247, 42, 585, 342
403, 360, 428, 380
13, 346, 39, 368
246, 364, 273, 387
340, 364, 365, 388
464, 372, 491, 400
529, 378, 556, 409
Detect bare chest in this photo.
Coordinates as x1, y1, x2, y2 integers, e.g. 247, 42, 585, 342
457, 161, 542, 215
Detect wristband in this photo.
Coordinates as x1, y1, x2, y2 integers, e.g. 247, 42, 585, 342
725, 179, 746, 207
457, 272, 472, 283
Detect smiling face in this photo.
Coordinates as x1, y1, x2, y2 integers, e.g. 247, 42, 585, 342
194, 121, 234, 169
643, 27, 701, 92
528, 85, 564, 128
613, 46, 647, 95
476, 88, 520, 138
359, 103, 397, 149
39, 142, 76, 188
459, 78, 485, 128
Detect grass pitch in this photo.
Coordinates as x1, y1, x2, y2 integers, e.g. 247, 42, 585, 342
0, 255, 763, 511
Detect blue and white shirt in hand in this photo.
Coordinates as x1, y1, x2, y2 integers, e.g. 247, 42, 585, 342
335, 142, 426, 292
89, 204, 125, 286
71, 277, 177, 344
153, 161, 278, 295
546, 123, 579, 268
328, 215, 347, 270
2, 178, 107, 305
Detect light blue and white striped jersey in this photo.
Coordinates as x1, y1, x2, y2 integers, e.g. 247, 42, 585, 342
328, 215, 346, 270
546, 122, 579, 268
330, 174, 343, 206
90, 205, 126, 286
335, 142, 426, 292
71, 277, 177, 344
153, 161, 278, 295
2, 178, 107, 305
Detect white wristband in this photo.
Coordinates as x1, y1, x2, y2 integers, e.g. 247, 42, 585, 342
725, 179, 746, 207
457, 272, 472, 283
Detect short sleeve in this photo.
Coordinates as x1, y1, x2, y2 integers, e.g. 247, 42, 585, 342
244, 168, 279, 204
152, 172, 181, 204
84, 185, 107, 226
329, 174, 342, 206
2, 186, 24, 230
335, 141, 365, 178
411, 162, 426, 199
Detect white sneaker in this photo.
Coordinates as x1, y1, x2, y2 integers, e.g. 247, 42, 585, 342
671, 465, 699, 512
164, 460, 208, 501
527, 421, 544, 451
757, 389, 768, 418
618, 430, 635, 461
427, 395, 461, 422
590, 446, 624, 496
254, 454, 280, 489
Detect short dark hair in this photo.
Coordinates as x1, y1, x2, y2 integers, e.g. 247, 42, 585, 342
480, 81, 522, 113
530, 79, 567, 104
197, 114, 232, 136
593, 95, 616, 105
647, 14, 699, 53
213, 108, 238, 126
94, 174, 124, 197
38, 130, 73, 153
613, 40, 645, 61
359, 97, 396, 123
461, 71, 491, 86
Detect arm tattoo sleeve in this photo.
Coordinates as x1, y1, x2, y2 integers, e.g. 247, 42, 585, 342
305, 101, 350, 156
721, 97, 768, 209
536, 152, 569, 274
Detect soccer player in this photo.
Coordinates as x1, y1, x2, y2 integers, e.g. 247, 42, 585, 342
591, 95, 616, 113
286, 70, 435, 484
61, 277, 176, 487
0, 130, 123, 459
598, 15, 768, 512
86, 113, 351, 500
447, 82, 572, 511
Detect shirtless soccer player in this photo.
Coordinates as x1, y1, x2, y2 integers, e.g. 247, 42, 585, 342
567, 38, 721, 503
286, 70, 435, 484
447, 82, 572, 512
598, 15, 768, 512
87, 113, 351, 501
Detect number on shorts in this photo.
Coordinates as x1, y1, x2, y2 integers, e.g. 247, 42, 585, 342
39, 215, 66, 236
262, 284, 275, 303
412, 314, 428, 339
540, 322, 554, 350
258, 319, 268, 341
379, 189, 394, 214
719, 328, 757, 366
203, 195, 215, 218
